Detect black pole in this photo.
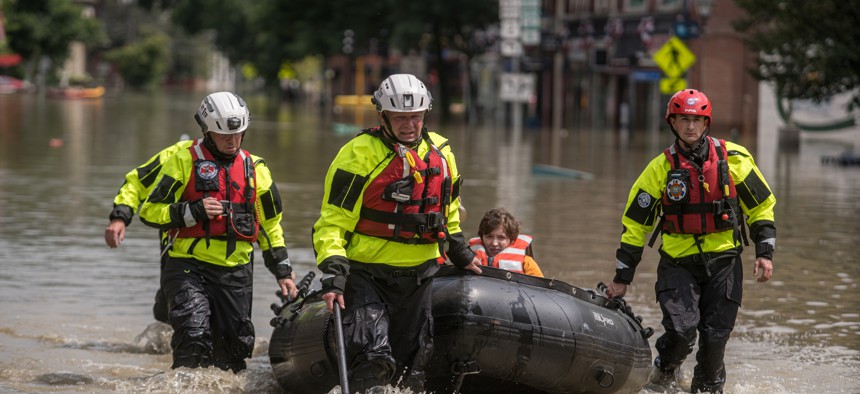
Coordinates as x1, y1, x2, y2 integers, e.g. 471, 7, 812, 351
333, 305, 350, 394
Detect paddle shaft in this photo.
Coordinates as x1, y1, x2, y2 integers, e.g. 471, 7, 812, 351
333, 305, 349, 393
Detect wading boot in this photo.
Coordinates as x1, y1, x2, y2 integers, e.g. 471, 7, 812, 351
644, 358, 678, 392
691, 379, 724, 393
401, 370, 426, 393
349, 363, 390, 394
362, 386, 387, 394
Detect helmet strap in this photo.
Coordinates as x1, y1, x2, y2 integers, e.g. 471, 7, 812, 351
379, 112, 397, 141
203, 132, 240, 161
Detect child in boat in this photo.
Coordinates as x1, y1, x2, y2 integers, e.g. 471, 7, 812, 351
470, 208, 544, 277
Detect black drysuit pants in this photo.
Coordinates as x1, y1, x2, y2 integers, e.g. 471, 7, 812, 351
161, 257, 255, 372
342, 260, 437, 390
653, 252, 743, 391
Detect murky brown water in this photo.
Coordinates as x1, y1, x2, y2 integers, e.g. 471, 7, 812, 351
0, 91, 857, 393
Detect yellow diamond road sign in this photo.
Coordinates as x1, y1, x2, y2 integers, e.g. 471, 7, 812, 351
653, 37, 696, 78
660, 77, 687, 94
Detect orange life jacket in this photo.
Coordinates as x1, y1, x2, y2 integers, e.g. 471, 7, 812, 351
469, 234, 533, 274
176, 143, 258, 243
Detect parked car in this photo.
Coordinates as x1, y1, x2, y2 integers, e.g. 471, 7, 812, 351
0, 75, 33, 94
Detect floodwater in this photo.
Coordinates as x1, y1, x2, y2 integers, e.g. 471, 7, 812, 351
0, 91, 857, 393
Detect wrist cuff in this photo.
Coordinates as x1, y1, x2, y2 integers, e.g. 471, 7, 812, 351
613, 267, 635, 285
755, 238, 775, 260
109, 205, 134, 227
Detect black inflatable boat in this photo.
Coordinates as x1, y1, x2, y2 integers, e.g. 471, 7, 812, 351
269, 266, 653, 393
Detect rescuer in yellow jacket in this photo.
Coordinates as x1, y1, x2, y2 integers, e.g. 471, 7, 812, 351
105, 136, 197, 323
313, 74, 482, 393
140, 92, 297, 372
605, 89, 776, 393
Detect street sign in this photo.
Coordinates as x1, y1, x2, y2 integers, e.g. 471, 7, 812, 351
500, 72, 535, 102
499, 0, 521, 18
522, 30, 541, 45
660, 77, 687, 94
500, 39, 524, 57
500, 18, 522, 39
652, 36, 696, 78
631, 70, 662, 81
520, 0, 541, 46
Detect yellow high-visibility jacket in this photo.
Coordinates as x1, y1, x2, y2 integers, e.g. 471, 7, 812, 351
109, 139, 198, 225
313, 131, 471, 271
139, 144, 290, 277
614, 140, 776, 284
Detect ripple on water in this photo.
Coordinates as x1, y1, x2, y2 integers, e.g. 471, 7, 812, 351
33, 372, 94, 385
785, 318, 817, 325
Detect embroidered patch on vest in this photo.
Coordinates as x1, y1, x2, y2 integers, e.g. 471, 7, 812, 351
197, 160, 218, 180
667, 178, 687, 201
637, 192, 651, 208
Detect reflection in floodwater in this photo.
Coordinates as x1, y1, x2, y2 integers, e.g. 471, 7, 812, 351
0, 92, 857, 393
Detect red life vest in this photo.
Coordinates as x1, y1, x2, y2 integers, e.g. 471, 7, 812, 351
177, 143, 258, 242
661, 137, 739, 235
469, 235, 533, 274
354, 130, 452, 244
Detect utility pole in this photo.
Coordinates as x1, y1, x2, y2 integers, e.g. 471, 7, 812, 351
551, 0, 565, 166
499, 0, 539, 138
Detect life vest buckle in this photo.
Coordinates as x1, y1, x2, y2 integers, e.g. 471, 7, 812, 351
712, 200, 733, 222
424, 212, 446, 230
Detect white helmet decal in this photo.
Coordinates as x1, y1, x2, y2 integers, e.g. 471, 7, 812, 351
195, 92, 250, 134
372, 74, 432, 113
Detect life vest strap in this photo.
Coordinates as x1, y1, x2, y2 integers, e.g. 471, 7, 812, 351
382, 192, 439, 206
359, 207, 447, 232
662, 197, 740, 218
360, 234, 439, 245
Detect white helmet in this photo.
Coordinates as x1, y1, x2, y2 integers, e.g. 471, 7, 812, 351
372, 74, 432, 113
194, 92, 250, 134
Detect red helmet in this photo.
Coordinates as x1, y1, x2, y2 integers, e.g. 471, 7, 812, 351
665, 89, 712, 126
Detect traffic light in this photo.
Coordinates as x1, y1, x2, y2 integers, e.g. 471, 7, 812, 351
343, 29, 354, 55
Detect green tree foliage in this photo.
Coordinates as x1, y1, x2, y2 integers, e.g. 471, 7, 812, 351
150, 0, 389, 85
142, 0, 498, 118
388, 0, 498, 121
4, 0, 105, 82
105, 33, 170, 88
100, 0, 210, 85
733, 0, 860, 110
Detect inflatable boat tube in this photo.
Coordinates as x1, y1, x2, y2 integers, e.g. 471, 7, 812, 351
269, 266, 652, 393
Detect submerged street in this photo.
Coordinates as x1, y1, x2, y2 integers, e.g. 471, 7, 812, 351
0, 91, 857, 393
